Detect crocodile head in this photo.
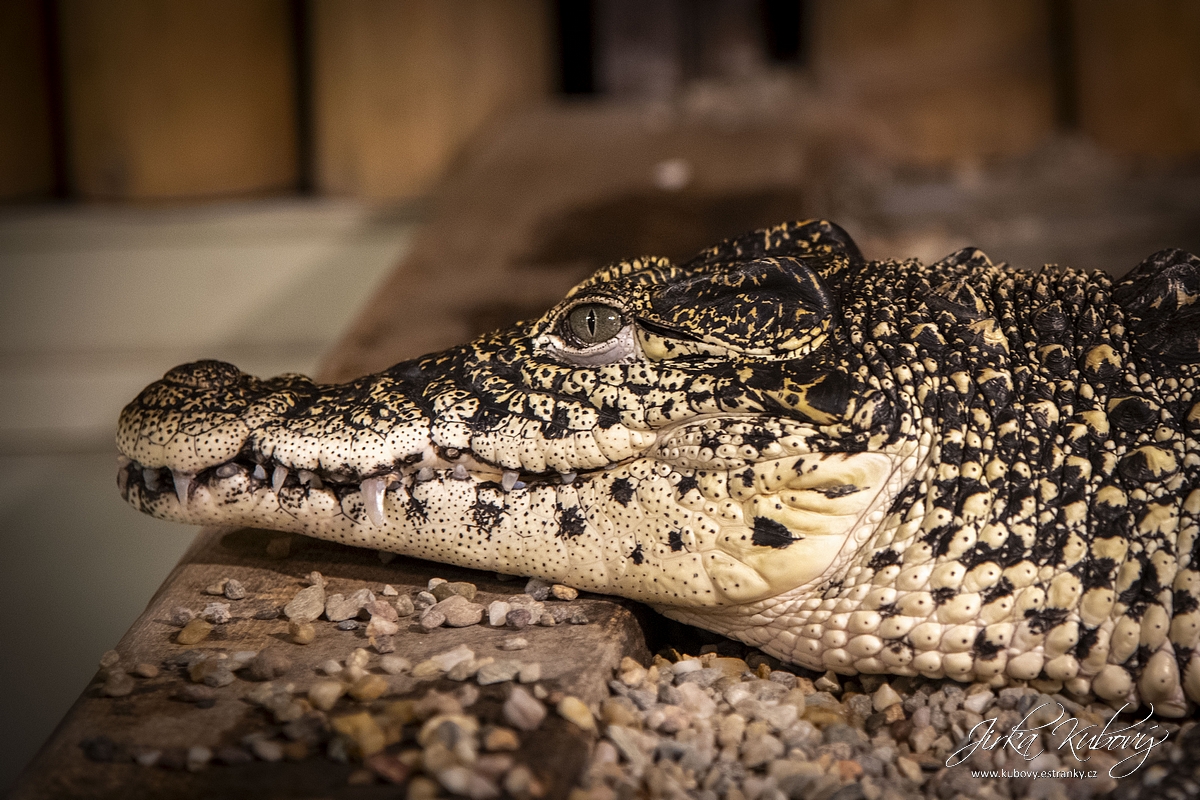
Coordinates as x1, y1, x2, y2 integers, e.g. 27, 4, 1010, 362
118, 220, 1200, 714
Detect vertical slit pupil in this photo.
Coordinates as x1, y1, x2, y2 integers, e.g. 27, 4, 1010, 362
587, 308, 598, 337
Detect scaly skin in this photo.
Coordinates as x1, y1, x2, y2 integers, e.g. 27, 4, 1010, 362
116, 220, 1200, 714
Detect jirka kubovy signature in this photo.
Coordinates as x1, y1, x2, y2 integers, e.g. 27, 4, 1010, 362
946, 702, 1170, 779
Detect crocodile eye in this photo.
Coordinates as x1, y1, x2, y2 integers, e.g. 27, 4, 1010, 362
564, 303, 623, 345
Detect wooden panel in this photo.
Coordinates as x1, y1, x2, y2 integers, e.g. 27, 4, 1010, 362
58, 0, 298, 200
1073, 0, 1200, 157
311, 0, 552, 201
0, 0, 55, 199
810, 0, 1057, 164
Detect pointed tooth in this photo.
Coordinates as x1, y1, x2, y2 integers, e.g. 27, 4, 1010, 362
215, 462, 239, 478
561, 471, 577, 485
143, 468, 161, 492
253, 463, 267, 481
173, 471, 193, 505
117, 464, 130, 496
272, 465, 288, 493
361, 477, 386, 526
416, 467, 434, 482
502, 470, 519, 492
298, 469, 323, 489
452, 464, 469, 480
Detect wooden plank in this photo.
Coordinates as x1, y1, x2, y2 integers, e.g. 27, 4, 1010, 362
310, 0, 552, 201
57, 0, 298, 200
1072, 0, 1200, 157
0, 0, 55, 199
809, 0, 1058, 164
9, 527, 650, 799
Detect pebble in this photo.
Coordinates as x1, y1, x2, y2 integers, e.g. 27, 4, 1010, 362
896, 756, 923, 783
550, 584, 578, 601
477, 660, 522, 685
395, 595, 415, 617
524, 578, 551, 601
503, 686, 546, 731
488, 600, 511, 626
366, 617, 400, 638
434, 595, 485, 627
414, 590, 437, 610
379, 655, 411, 675
204, 580, 227, 595
381, 584, 398, 596
323, 593, 359, 622
962, 690, 994, 714
186, 746, 212, 772
288, 620, 316, 644
99, 650, 121, 669
419, 608, 446, 630
331, 711, 386, 758
506, 608, 532, 629
538, 612, 556, 626
284, 584, 326, 623
336, 619, 359, 631
202, 602, 232, 624
557, 695, 596, 732
133, 662, 159, 679
483, 726, 521, 752
223, 579, 246, 600
431, 645, 476, 672
102, 671, 134, 697
245, 648, 291, 681
168, 606, 195, 627
814, 671, 840, 692
175, 684, 216, 704
431, 581, 477, 602
250, 738, 285, 762
872, 683, 902, 711
176, 618, 212, 645
253, 606, 280, 620
499, 637, 528, 651
189, 658, 235, 688
348, 674, 390, 702
518, 663, 542, 683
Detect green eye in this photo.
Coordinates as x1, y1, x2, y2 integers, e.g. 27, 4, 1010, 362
565, 303, 623, 345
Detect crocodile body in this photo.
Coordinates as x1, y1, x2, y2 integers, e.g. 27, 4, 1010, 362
118, 220, 1200, 714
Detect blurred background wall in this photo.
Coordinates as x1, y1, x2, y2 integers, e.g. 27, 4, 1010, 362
2, 0, 1198, 206
0, 0, 1198, 790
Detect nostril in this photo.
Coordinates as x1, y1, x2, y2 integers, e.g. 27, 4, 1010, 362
162, 360, 243, 389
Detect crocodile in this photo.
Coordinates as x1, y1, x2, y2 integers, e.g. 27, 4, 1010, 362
117, 220, 1200, 715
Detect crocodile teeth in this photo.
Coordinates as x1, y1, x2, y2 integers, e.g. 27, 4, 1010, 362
416, 467, 435, 482
215, 462, 239, 478
561, 472, 577, 485
502, 470, 519, 492
362, 477, 387, 526
173, 471, 193, 506
298, 469, 323, 489
452, 464, 469, 480
253, 463, 267, 481
143, 468, 161, 492
117, 463, 129, 495
272, 465, 288, 493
